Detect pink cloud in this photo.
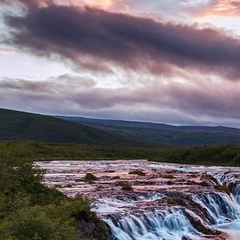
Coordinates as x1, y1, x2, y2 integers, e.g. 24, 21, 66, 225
0, 48, 18, 54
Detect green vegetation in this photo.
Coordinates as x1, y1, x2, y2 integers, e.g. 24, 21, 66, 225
4, 108, 240, 147
129, 169, 146, 176
152, 145, 240, 166
61, 116, 240, 146
4, 141, 168, 161
161, 174, 175, 179
0, 142, 108, 240
116, 181, 133, 190
0, 108, 143, 146
84, 173, 98, 181
199, 181, 210, 187
214, 184, 231, 195
167, 198, 186, 206
121, 182, 133, 191
116, 181, 127, 187
2, 141, 240, 167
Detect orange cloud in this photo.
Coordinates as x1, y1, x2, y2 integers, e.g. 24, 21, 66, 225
50, 0, 114, 9
82, 0, 113, 9
200, 0, 240, 17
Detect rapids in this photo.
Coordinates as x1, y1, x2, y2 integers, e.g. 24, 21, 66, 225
37, 160, 240, 240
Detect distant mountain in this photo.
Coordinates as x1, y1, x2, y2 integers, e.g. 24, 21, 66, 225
58, 116, 240, 146
0, 108, 145, 146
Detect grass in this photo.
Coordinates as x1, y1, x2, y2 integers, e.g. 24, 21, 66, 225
0, 141, 170, 161
129, 169, 146, 176
2, 141, 240, 167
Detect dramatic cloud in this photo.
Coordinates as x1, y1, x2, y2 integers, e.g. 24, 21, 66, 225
3, 4, 240, 80
1, 0, 240, 127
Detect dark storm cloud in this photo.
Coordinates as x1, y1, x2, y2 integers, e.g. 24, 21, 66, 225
3, 4, 240, 79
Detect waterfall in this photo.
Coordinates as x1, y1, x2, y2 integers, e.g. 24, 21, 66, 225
104, 209, 201, 240
100, 189, 240, 240
191, 193, 239, 224
38, 160, 240, 240
209, 172, 235, 185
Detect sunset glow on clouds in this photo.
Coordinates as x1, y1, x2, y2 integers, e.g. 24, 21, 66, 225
1, 0, 240, 126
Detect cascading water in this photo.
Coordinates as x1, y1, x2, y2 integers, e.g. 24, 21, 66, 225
191, 193, 239, 224
104, 209, 201, 240
38, 160, 240, 240
100, 191, 240, 240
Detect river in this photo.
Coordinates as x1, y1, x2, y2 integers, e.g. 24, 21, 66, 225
37, 160, 240, 240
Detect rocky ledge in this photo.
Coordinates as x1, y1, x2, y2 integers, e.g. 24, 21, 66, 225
37, 160, 240, 240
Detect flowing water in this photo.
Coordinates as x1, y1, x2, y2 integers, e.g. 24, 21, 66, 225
37, 160, 240, 240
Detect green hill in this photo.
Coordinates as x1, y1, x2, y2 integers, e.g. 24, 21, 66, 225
58, 116, 240, 146
2, 108, 240, 147
0, 108, 144, 146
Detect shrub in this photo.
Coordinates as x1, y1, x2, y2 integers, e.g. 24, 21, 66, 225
122, 182, 133, 191
0, 205, 78, 240
84, 173, 97, 181
129, 169, 146, 176
167, 198, 186, 206
199, 181, 210, 187
162, 174, 175, 179
116, 181, 133, 190
214, 184, 230, 195
0, 142, 108, 240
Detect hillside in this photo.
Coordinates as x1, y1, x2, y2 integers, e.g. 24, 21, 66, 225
58, 116, 240, 146
2, 108, 240, 147
0, 108, 145, 146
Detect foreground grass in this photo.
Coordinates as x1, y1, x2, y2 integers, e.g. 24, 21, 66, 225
0, 142, 108, 240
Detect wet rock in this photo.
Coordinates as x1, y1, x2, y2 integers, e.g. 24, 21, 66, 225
182, 236, 192, 240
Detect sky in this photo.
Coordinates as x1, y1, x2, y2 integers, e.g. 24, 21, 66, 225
1, 0, 240, 127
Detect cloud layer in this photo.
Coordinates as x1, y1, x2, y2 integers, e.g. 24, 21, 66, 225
3, 4, 240, 80
1, 0, 240, 126
1, 75, 240, 126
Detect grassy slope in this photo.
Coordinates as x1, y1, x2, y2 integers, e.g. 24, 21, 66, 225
59, 117, 240, 146
0, 108, 148, 146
